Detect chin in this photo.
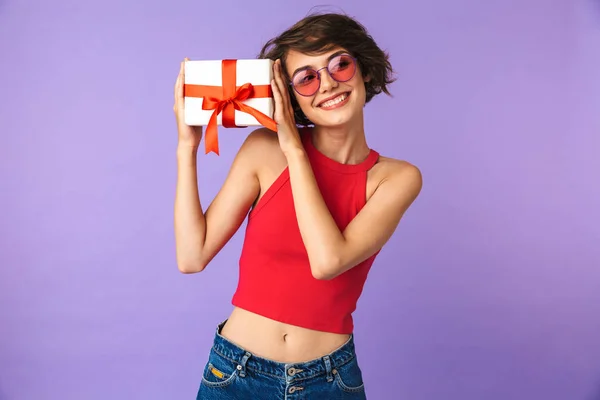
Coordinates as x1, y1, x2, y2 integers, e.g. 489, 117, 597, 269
310, 107, 360, 128
317, 115, 353, 127
307, 92, 361, 127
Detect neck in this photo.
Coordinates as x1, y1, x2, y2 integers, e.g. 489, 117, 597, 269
311, 115, 370, 165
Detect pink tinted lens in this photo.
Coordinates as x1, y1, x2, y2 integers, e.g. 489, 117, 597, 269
329, 54, 356, 82
292, 69, 320, 96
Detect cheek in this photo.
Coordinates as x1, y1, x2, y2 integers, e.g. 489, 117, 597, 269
351, 79, 368, 103
351, 76, 366, 93
294, 93, 314, 110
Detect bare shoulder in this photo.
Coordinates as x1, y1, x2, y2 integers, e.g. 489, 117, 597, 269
235, 128, 282, 169
242, 127, 280, 150
368, 154, 423, 204
379, 155, 422, 183
240, 128, 287, 185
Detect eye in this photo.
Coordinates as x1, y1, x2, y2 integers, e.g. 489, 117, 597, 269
330, 55, 353, 72
300, 74, 315, 83
294, 71, 317, 86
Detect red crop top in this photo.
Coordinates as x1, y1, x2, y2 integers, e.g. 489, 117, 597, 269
231, 128, 381, 334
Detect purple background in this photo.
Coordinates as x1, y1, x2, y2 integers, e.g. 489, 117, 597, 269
1, 0, 599, 399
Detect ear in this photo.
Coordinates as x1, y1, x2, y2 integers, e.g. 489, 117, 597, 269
363, 74, 372, 83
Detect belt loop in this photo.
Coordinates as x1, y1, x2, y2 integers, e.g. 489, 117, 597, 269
323, 355, 333, 382
238, 351, 251, 378
217, 319, 227, 334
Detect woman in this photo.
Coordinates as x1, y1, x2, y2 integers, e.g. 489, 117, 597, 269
173, 12, 423, 399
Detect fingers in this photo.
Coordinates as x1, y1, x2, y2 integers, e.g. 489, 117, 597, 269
272, 60, 293, 122
273, 60, 290, 104
175, 61, 183, 101
271, 77, 283, 123
276, 60, 295, 117
174, 58, 189, 108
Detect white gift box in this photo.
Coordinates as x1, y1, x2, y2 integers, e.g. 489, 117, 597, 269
184, 59, 275, 127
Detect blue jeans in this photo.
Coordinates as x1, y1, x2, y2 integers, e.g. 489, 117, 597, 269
196, 320, 367, 399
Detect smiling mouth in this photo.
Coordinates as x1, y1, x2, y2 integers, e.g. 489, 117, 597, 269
317, 92, 350, 108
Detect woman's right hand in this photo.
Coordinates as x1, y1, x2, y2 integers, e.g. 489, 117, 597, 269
174, 58, 203, 150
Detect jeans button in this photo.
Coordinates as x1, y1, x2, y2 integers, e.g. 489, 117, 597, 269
288, 367, 296, 376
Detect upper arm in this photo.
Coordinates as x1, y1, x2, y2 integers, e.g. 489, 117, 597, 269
199, 129, 271, 269
326, 162, 423, 279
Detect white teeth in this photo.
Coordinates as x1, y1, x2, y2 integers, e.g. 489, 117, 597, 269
320, 93, 348, 108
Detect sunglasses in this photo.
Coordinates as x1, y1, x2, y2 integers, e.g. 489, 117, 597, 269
289, 53, 357, 97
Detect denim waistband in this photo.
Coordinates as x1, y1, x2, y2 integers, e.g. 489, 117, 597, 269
210, 320, 357, 382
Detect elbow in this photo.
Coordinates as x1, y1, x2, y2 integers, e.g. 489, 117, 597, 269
312, 270, 334, 280
310, 258, 341, 281
177, 264, 203, 274
177, 258, 207, 274
178, 265, 203, 274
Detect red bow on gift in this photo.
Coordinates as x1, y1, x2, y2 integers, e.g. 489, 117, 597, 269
184, 59, 277, 155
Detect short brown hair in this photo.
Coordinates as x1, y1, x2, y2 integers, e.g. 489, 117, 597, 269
258, 11, 396, 126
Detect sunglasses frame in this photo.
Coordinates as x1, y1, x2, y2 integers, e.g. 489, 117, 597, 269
288, 53, 358, 97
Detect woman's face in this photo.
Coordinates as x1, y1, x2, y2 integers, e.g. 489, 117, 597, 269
284, 48, 369, 128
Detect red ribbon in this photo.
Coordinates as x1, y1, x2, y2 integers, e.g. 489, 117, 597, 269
184, 59, 277, 155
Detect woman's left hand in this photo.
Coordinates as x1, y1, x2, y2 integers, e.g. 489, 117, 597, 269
271, 59, 303, 155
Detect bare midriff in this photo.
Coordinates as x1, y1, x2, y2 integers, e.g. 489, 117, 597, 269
219, 307, 351, 364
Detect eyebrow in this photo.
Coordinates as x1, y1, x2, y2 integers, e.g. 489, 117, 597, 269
290, 50, 349, 78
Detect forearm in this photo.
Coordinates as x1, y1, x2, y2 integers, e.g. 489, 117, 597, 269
174, 145, 207, 273
285, 148, 345, 279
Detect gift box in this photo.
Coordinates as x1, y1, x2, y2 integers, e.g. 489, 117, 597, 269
184, 59, 277, 155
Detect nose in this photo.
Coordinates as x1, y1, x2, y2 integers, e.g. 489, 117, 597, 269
318, 67, 338, 93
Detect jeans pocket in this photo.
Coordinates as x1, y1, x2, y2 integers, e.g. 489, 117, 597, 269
200, 348, 239, 388
333, 358, 366, 394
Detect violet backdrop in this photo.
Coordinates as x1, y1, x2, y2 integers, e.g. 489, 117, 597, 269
0, 0, 599, 399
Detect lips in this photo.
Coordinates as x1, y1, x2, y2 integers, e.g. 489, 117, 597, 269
316, 92, 351, 107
